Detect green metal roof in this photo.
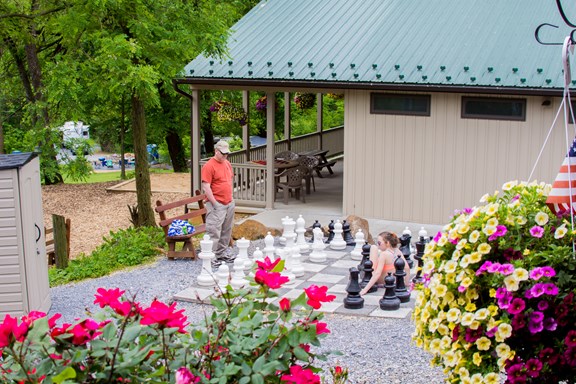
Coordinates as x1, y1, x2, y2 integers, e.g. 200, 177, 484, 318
180, 0, 575, 94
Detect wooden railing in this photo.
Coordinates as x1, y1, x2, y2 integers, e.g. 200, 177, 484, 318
200, 125, 344, 206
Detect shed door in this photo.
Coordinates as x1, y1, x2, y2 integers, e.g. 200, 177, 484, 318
19, 157, 51, 313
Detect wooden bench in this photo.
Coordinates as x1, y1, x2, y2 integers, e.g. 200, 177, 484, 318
45, 215, 71, 266
155, 190, 207, 260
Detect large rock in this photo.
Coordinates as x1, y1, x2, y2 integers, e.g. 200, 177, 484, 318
345, 215, 374, 244
232, 219, 281, 240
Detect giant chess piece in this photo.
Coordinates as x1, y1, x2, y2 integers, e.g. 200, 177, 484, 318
360, 259, 378, 293
309, 220, 322, 243
325, 220, 335, 244
290, 246, 304, 277
264, 232, 276, 260
399, 231, 414, 269
379, 272, 400, 310
295, 215, 309, 252
330, 220, 347, 250
344, 267, 364, 309
309, 227, 327, 263
197, 235, 218, 287
236, 237, 251, 270
342, 220, 355, 246
281, 248, 296, 284
230, 257, 248, 290
216, 264, 231, 292
412, 230, 427, 285
350, 229, 365, 261
358, 242, 371, 276
280, 216, 292, 246
394, 255, 411, 303
253, 247, 264, 263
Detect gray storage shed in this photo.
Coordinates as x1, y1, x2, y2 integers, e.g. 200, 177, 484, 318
0, 153, 51, 319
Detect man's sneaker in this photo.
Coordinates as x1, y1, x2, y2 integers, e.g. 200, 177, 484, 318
220, 250, 236, 263
211, 258, 222, 269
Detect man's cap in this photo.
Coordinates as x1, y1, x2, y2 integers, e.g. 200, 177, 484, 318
214, 140, 230, 154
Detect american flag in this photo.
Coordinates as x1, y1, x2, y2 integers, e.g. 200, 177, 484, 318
546, 135, 576, 216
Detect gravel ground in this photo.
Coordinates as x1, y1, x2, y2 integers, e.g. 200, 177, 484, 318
49, 244, 446, 384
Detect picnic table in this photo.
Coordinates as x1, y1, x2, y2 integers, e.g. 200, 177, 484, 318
297, 149, 336, 177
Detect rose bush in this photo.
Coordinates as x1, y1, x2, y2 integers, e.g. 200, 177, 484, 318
0, 257, 345, 383
412, 180, 576, 383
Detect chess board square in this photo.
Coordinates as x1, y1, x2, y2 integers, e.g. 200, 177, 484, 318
362, 295, 382, 306
315, 300, 343, 313
282, 288, 307, 299
307, 273, 346, 284
328, 284, 347, 294
299, 262, 329, 272
173, 287, 214, 303
369, 307, 412, 319
330, 259, 361, 269
324, 250, 347, 259
334, 304, 378, 316
321, 266, 351, 276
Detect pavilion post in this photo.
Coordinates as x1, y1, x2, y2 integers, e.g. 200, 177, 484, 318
266, 92, 276, 208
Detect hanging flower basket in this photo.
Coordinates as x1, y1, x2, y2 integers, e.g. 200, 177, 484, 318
216, 103, 248, 126
412, 180, 576, 383
255, 96, 267, 112
209, 100, 229, 113
293, 92, 316, 110
327, 93, 344, 100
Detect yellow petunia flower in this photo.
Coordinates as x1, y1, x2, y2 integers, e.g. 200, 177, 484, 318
495, 343, 511, 358
434, 284, 448, 297
485, 203, 499, 216
487, 217, 499, 227
535, 211, 549, 226
456, 238, 468, 250
478, 243, 491, 254
523, 248, 530, 255
479, 193, 490, 203
465, 302, 476, 311
429, 338, 442, 353
443, 260, 457, 273
437, 324, 449, 336
483, 225, 497, 236
555, 224, 567, 239
475, 336, 491, 351
469, 252, 482, 264
458, 223, 471, 234
461, 312, 475, 326
461, 277, 473, 288
513, 268, 529, 281
469, 230, 480, 243
475, 308, 490, 320
516, 216, 527, 225
472, 352, 482, 366
446, 308, 461, 323
484, 372, 500, 384
489, 288, 496, 298
471, 373, 484, 384
504, 275, 519, 291
496, 323, 513, 342
459, 255, 471, 268
502, 180, 517, 190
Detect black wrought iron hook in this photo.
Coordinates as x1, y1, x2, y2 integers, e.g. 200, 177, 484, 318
535, 23, 576, 45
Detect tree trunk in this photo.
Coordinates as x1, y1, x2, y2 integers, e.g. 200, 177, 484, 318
120, 93, 126, 179
202, 109, 214, 154
131, 93, 156, 227
165, 128, 187, 172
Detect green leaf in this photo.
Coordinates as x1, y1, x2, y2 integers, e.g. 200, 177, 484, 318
272, 259, 285, 273
293, 345, 309, 361
52, 367, 77, 384
251, 373, 264, 384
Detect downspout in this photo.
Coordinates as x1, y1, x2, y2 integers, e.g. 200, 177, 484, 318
172, 79, 196, 196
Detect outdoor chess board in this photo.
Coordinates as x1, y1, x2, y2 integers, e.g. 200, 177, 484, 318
173, 246, 417, 319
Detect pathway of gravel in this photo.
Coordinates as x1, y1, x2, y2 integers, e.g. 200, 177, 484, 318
49, 256, 446, 383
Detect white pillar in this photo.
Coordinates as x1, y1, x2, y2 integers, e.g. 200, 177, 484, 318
266, 92, 276, 209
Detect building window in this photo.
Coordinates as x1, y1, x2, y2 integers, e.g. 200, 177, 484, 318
462, 97, 526, 121
370, 93, 431, 116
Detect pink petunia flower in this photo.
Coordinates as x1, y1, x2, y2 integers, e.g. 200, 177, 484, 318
530, 226, 544, 238
543, 283, 559, 296
498, 263, 514, 275
488, 225, 508, 241
541, 266, 556, 277
507, 298, 526, 315
529, 267, 544, 280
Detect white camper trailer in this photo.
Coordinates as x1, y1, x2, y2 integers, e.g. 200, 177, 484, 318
60, 121, 90, 141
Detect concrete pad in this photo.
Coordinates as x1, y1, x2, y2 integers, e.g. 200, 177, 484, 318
369, 307, 412, 319
306, 273, 346, 284
173, 287, 214, 303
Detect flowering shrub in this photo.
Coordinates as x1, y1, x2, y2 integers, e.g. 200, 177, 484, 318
412, 181, 576, 383
293, 93, 316, 110
0, 257, 343, 383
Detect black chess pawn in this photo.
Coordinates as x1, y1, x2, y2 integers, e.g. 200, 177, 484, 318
342, 220, 355, 246
399, 234, 414, 269
325, 220, 335, 244
379, 272, 400, 310
394, 255, 411, 303
344, 267, 364, 309
358, 241, 371, 276
360, 259, 378, 293
309, 220, 322, 243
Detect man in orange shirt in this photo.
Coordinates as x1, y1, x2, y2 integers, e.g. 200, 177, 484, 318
201, 140, 235, 267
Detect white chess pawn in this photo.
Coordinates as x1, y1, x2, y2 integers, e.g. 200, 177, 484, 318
236, 237, 250, 270
264, 232, 276, 260
350, 229, 365, 261
253, 247, 264, 263
419, 227, 428, 240
280, 216, 291, 245
330, 220, 347, 250
282, 248, 296, 284
290, 246, 304, 277
309, 227, 327, 263
216, 264, 231, 292
295, 215, 309, 252
403, 226, 412, 236
230, 257, 248, 290
197, 235, 218, 287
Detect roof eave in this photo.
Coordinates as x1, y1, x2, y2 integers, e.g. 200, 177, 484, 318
173, 77, 565, 97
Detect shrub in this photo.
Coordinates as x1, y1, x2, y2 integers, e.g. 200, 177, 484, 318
1, 258, 343, 383
49, 226, 166, 286
412, 181, 576, 383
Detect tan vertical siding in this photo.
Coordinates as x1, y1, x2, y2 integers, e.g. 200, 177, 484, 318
344, 90, 571, 224
0, 170, 25, 318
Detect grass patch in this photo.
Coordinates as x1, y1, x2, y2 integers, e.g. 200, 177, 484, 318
49, 226, 166, 286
